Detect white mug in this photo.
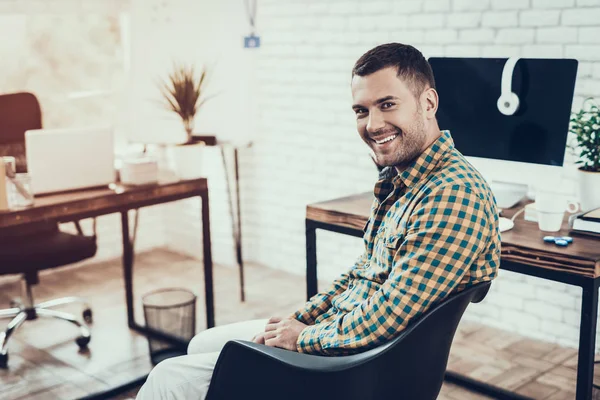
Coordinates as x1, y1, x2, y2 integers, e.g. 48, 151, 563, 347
536, 190, 579, 232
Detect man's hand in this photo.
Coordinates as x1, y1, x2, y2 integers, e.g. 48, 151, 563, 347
251, 316, 307, 352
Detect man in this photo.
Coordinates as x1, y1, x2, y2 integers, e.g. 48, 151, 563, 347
137, 43, 500, 399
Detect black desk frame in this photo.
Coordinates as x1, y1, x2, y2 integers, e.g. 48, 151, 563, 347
64, 185, 214, 400
121, 191, 215, 344
306, 219, 599, 400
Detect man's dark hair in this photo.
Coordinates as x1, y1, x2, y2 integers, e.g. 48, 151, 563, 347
352, 43, 436, 99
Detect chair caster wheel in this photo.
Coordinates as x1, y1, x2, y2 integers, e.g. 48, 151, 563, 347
83, 309, 93, 324
76, 336, 90, 349
0, 353, 8, 368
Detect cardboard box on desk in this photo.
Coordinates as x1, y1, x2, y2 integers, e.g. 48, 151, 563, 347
120, 157, 159, 186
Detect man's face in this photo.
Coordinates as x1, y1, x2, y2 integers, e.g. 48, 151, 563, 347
351, 67, 428, 169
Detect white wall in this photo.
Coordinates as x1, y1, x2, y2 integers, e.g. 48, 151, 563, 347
128, 0, 257, 266
6, 0, 598, 352
156, 0, 599, 351
240, 0, 600, 350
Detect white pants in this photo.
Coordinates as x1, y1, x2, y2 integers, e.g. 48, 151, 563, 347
136, 319, 268, 400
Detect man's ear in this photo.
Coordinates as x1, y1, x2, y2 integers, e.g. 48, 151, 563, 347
421, 88, 438, 119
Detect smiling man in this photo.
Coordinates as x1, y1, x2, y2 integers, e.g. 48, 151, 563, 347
137, 43, 500, 399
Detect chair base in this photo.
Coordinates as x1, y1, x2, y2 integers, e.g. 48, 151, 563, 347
0, 280, 93, 369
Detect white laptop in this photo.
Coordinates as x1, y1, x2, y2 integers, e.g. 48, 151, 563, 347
25, 127, 115, 195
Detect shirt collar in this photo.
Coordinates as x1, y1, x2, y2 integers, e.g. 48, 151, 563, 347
396, 130, 454, 188
374, 130, 454, 200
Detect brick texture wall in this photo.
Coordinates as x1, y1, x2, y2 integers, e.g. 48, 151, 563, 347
153, 0, 600, 351
228, 0, 600, 350
4, 0, 599, 352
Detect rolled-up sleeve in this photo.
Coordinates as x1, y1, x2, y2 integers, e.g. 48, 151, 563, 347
289, 252, 368, 325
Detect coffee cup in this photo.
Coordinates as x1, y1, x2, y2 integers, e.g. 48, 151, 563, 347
535, 190, 579, 232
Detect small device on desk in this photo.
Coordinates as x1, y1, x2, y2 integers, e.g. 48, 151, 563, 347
25, 127, 115, 195
499, 216, 514, 233
543, 235, 573, 247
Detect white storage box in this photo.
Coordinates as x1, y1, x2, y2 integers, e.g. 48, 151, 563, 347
120, 157, 159, 185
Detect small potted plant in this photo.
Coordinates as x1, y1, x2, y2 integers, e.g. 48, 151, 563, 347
569, 97, 600, 211
158, 64, 213, 179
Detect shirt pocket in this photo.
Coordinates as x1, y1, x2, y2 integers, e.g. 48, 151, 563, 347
370, 229, 405, 279
384, 230, 405, 251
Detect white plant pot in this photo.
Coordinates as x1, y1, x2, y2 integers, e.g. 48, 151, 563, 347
578, 168, 600, 212
168, 143, 206, 180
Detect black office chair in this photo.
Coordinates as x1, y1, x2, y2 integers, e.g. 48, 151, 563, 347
205, 281, 491, 400
0, 92, 98, 368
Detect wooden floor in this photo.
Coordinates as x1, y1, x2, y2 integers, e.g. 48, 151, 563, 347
0, 248, 598, 400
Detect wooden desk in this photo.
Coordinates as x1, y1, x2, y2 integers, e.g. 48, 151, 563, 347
0, 178, 215, 337
306, 192, 600, 400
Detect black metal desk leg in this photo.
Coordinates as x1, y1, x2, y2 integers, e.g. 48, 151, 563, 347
201, 194, 215, 329
121, 211, 135, 328
233, 147, 245, 303
576, 280, 599, 400
306, 220, 318, 300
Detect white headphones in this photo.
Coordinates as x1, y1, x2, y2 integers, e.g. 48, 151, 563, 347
497, 57, 521, 116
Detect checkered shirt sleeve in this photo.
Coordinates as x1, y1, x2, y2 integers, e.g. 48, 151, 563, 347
296, 184, 492, 355
290, 252, 368, 325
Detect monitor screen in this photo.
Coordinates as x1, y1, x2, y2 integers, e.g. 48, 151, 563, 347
428, 57, 578, 167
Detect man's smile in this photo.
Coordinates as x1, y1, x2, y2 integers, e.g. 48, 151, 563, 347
373, 133, 398, 145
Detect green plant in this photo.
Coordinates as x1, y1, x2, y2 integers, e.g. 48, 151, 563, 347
569, 97, 600, 172
158, 64, 212, 144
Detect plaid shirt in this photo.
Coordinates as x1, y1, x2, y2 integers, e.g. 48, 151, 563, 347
292, 130, 500, 355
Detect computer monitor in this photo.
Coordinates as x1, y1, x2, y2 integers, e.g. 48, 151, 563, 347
428, 57, 578, 191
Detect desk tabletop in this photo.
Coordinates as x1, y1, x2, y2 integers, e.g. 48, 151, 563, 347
307, 192, 600, 279
0, 178, 208, 229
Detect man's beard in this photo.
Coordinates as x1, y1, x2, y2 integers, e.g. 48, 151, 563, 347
371, 119, 427, 169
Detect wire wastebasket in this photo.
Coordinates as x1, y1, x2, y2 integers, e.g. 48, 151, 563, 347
142, 288, 197, 365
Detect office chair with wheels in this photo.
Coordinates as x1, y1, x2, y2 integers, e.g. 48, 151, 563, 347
205, 281, 491, 400
0, 92, 98, 368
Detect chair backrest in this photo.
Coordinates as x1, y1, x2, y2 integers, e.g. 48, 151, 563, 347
206, 281, 491, 400
0, 92, 42, 172
339, 281, 492, 400
0, 92, 56, 237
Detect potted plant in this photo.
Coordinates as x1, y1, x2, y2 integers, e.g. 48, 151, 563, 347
158, 64, 213, 179
569, 97, 600, 211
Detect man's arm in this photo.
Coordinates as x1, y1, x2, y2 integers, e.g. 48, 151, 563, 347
289, 252, 368, 325
290, 198, 379, 325
296, 185, 493, 355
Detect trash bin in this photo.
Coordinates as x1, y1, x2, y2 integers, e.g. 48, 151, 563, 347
142, 287, 197, 365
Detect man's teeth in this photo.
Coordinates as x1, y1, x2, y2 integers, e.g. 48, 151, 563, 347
375, 134, 397, 144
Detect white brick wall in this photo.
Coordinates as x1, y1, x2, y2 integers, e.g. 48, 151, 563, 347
15, 0, 597, 353
122, 0, 600, 351
236, 0, 600, 352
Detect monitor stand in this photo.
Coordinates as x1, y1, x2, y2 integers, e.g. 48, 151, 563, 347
490, 180, 529, 209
